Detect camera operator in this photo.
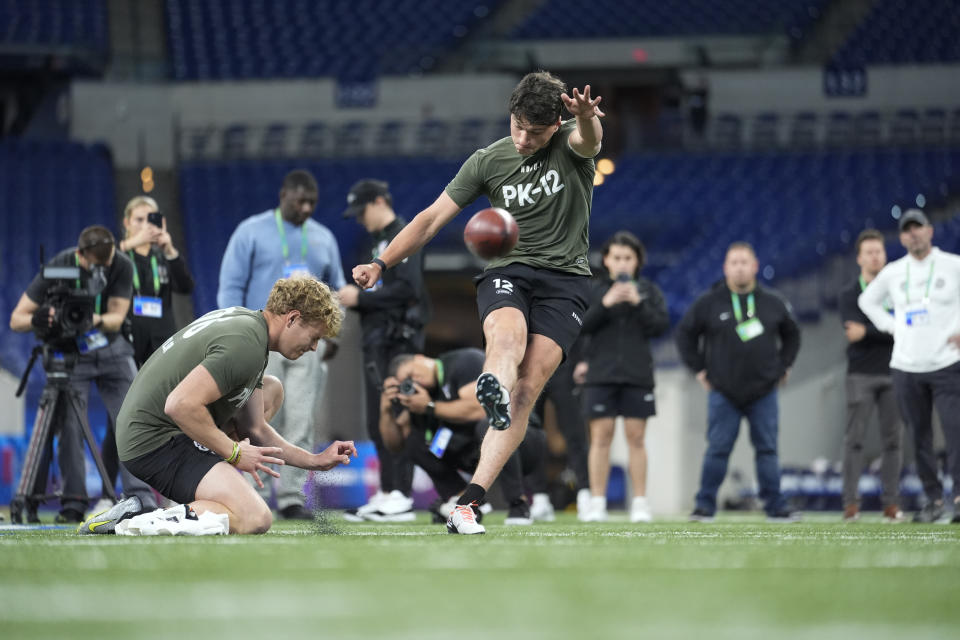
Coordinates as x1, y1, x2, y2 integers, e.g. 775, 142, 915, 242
378, 348, 548, 526
9, 225, 158, 523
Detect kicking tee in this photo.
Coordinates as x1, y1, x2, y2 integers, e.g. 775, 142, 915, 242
116, 307, 269, 461
445, 119, 597, 275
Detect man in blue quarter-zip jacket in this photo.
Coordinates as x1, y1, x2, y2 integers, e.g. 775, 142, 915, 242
676, 241, 801, 523
217, 169, 346, 520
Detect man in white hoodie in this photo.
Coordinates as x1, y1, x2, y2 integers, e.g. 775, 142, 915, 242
859, 209, 960, 523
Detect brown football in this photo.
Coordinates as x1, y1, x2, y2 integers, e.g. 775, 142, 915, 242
463, 207, 519, 260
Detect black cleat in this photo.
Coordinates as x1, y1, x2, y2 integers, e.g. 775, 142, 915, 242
476, 373, 511, 430
913, 500, 945, 523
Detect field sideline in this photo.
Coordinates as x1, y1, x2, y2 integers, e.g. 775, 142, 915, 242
1, 511, 957, 640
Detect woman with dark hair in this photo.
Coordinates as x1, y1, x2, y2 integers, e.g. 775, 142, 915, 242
576, 230, 669, 522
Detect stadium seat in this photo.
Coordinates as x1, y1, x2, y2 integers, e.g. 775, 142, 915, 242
853, 111, 882, 147
299, 122, 330, 158
222, 125, 249, 159
261, 124, 290, 158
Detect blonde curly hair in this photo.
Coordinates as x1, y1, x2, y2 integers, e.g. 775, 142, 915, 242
266, 276, 343, 338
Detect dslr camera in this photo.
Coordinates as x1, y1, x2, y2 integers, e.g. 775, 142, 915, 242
32, 263, 107, 348
389, 378, 418, 416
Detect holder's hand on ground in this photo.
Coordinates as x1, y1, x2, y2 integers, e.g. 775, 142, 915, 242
561, 85, 605, 119
315, 440, 358, 471
235, 438, 284, 489
351, 263, 383, 290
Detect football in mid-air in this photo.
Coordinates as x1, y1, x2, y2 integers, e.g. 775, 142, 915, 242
463, 207, 519, 260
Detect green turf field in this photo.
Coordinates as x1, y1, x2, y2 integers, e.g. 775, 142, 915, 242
1, 511, 958, 640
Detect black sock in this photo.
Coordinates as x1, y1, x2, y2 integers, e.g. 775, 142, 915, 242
458, 483, 486, 506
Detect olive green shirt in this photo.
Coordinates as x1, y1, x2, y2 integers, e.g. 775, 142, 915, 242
445, 119, 597, 275
116, 307, 269, 461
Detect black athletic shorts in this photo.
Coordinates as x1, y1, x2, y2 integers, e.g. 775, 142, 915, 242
582, 384, 656, 420
474, 263, 591, 360
123, 434, 223, 504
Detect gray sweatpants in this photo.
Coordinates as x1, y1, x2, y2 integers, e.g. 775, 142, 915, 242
252, 346, 327, 510
843, 372, 902, 508
892, 362, 960, 503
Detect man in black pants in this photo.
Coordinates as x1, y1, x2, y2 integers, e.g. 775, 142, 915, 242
378, 348, 548, 526
859, 210, 960, 523
339, 179, 430, 522
838, 229, 903, 523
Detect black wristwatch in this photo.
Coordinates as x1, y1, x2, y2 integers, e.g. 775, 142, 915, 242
372, 257, 387, 272
425, 401, 436, 417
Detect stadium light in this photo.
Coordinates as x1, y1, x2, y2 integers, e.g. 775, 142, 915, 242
597, 158, 615, 175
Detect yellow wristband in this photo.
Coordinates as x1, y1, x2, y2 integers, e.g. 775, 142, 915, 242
226, 441, 241, 465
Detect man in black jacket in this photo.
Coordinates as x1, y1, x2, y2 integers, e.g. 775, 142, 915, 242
676, 242, 801, 522
838, 229, 902, 523
339, 179, 431, 522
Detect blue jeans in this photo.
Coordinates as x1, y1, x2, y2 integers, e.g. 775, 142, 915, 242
695, 389, 786, 516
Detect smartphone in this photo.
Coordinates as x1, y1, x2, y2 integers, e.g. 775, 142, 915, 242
616, 273, 632, 283
147, 212, 163, 228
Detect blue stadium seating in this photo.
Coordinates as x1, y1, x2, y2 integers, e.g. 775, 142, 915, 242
0, 139, 117, 396
0, 0, 108, 51
179, 148, 960, 325
165, 0, 500, 81
511, 0, 826, 39
833, 0, 960, 66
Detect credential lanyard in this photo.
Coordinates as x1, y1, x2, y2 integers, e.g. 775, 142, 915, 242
74, 254, 101, 314
129, 250, 160, 295
905, 260, 935, 305
435, 359, 444, 387
730, 292, 755, 323
274, 208, 308, 265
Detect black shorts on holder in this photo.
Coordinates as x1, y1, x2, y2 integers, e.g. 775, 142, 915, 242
123, 433, 224, 504
582, 384, 657, 420
474, 263, 590, 360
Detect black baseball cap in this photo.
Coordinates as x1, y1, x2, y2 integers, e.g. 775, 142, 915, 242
898, 208, 930, 231
343, 179, 391, 218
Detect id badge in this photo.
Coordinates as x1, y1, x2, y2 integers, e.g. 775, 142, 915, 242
133, 295, 163, 318
77, 329, 108, 354
429, 427, 453, 458
905, 306, 930, 327
735, 317, 764, 342
283, 263, 311, 278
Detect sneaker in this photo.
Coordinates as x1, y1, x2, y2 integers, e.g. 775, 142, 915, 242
882, 505, 905, 523
689, 508, 715, 523
767, 509, 802, 523
504, 499, 533, 526
530, 493, 556, 522
115, 504, 229, 536
630, 496, 653, 523
363, 490, 417, 523
77, 496, 143, 534
88, 497, 116, 517
431, 497, 488, 524
55, 508, 86, 524
476, 373, 511, 430
447, 502, 485, 535
343, 490, 386, 522
279, 504, 314, 520
842, 504, 860, 523
576, 488, 592, 522
581, 495, 608, 522
913, 500, 945, 523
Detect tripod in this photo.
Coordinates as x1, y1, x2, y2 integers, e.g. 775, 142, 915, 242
9, 345, 116, 524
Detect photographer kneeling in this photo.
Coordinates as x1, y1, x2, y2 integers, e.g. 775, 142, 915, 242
9, 225, 158, 522
379, 348, 548, 527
